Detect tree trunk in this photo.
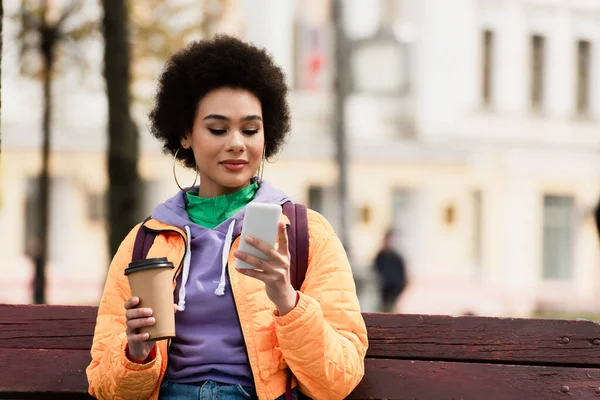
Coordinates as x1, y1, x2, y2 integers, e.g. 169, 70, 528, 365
332, 0, 352, 265
102, 0, 140, 258
35, 27, 56, 304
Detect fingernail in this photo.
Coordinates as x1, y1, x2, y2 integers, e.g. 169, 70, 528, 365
245, 236, 254, 244
234, 250, 243, 258
145, 309, 152, 316
149, 318, 155, 324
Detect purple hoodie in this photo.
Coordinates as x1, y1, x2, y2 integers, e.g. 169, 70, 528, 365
151, 181, 289, 386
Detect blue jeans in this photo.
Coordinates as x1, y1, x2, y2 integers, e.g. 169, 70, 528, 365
159, 380, 299, 400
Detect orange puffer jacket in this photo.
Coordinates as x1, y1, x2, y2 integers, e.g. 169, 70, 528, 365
86, 209, 368, 400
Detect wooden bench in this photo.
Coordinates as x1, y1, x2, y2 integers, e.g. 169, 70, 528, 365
1, 304, 600, 399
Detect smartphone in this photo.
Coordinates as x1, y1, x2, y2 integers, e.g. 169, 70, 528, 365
236, 202, 282, 269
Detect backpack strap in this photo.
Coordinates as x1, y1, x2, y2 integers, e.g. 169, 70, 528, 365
132, 217, 156, 262
282, 201, 310, 399
282, 202, 309, 291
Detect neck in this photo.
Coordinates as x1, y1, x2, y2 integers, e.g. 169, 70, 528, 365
196, 178, 252, 198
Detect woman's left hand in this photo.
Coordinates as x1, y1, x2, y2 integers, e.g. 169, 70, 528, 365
234, 221, 298, 316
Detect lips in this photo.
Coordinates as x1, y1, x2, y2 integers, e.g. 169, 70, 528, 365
220, 159, 248, 172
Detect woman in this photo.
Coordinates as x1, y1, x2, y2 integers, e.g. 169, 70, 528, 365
86, 35, 368, 400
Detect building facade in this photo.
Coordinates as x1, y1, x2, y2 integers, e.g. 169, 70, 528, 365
1, 0, 599, 316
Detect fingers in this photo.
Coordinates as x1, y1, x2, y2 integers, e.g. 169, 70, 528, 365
234, 250, 269, 271
124, 297, 155, 336
124, 296, 139, 310
243, 235, 279, 260
127, 316, 155, 331
277, 222, 289, 256
236, 266, 265, 281
125, 307, 153, 321
235, 262, 287, 286
128, 332, 151, 342
174, 304, 179, 313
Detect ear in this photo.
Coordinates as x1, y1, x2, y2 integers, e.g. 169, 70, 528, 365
180, 134, 191, 149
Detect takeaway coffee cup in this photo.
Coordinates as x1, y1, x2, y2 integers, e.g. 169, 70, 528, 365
124, 257, 175, 340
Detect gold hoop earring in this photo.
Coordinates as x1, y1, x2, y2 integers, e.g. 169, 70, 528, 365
173, 146, 199, 192
257, 148, 266, 182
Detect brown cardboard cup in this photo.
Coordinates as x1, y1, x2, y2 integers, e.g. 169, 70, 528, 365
124, 257, 175, 340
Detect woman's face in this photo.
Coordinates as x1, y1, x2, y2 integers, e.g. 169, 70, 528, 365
182, 87, 265, 197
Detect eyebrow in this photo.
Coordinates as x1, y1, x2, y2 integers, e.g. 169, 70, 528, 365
203, 114, 262, 122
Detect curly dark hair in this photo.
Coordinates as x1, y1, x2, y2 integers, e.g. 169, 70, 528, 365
149, 35, 291, 169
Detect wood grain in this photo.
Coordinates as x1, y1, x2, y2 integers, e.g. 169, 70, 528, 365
0, 305, 96, 350
349, 358, 600, 400
364, 313, 600, 366
0, 348, 91, 397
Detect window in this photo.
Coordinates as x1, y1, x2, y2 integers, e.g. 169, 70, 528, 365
482, 30, 494, 105
308, 186, 324, 214
576, 40, 591, 115
392, 188, 415, 247
531, 35, 546, 109
307, 185, 340, 231
293, 24, 332, 91
351, 41, 410, 94
542, 195, 574, 280
87, 191, 105, 222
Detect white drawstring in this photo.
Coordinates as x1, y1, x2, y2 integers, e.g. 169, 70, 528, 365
215, 220, 236, 296
177, 225, 192, 311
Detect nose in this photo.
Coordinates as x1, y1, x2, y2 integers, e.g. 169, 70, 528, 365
226, 130, 245, 153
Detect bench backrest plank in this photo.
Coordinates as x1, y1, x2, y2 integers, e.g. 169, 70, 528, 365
364, 313, 600, 366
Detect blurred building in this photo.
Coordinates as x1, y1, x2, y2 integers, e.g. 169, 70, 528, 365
1, 0, 599, 317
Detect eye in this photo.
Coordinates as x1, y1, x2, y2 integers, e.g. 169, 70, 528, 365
209, 128, 227, 135
242, 129, 259, 135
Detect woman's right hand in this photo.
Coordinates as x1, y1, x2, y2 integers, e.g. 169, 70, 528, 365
124, 296, 157, 363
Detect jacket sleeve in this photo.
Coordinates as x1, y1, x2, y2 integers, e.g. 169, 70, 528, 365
86, 225, 163, 400
275, 212, 369, 399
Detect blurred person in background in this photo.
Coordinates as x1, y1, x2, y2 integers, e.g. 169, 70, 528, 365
86, 35, 367, 400
374, 229, 408, 313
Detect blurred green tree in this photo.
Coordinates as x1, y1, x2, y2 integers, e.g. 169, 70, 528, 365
17, 0, 97, 304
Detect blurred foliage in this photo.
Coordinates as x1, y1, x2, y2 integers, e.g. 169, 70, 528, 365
16, 0, 98, 79
129, 0, 232, 104
15, 0, 232, 102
